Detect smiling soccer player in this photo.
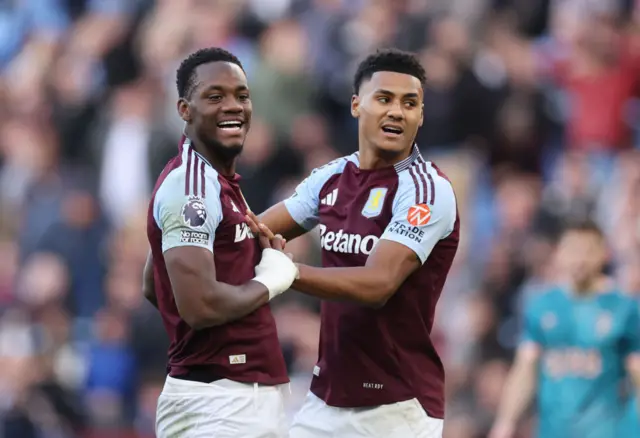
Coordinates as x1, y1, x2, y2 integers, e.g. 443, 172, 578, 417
144, 47, 298, 438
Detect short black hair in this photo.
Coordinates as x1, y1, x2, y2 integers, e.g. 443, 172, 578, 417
562, 219, 605, 240
176, 47, 244, 99
353, 48, 426, 94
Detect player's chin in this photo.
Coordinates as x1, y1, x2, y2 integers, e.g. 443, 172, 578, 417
376, 132, 410, 152
571, 272, 592, 287
219, 142, 244, 156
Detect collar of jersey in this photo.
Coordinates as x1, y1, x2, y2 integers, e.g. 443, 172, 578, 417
353, 144, 421, 174
184, 139, 213, 168
393, 144, 421, 172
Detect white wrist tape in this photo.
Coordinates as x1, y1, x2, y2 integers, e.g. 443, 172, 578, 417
252, 248, 299, 300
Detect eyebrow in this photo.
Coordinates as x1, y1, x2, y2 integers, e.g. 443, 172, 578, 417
376, 89, 419, 99
201, 84, 249, 93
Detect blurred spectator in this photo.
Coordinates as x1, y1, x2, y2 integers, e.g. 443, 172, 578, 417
84, 308, 136, 430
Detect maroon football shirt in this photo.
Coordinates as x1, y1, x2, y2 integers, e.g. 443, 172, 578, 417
284, 146, 459, 418
147, 139, 288, 385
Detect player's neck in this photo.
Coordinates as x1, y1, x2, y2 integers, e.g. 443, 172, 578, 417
571, 275, 610, 297
190, 138, 238, 177
358, 143, 412, 170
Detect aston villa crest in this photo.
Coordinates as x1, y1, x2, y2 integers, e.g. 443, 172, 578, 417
362, 188, 388, 218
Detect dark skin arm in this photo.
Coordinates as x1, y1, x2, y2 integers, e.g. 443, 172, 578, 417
164, 233, 285, 330
247, 211, 421, 307
258, 203, 309, 241
142, 250, 158, 309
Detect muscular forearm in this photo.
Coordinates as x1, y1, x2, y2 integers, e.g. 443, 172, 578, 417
494, 362, 537, 428
191, 281, 269, 329
293, 264, 393, 307
169, 245, 295, 330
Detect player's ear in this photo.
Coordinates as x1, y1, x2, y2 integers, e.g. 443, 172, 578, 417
351, 95, 360, 118
177, 98, 191, 123
419, 103, 424, 127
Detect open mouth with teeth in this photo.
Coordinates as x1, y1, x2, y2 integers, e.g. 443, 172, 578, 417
217, 120, 244, 133
381, 125, 404, 136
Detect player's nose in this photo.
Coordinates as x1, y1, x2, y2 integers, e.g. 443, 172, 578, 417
386, 101, 404, 120
222, 98, 244, 113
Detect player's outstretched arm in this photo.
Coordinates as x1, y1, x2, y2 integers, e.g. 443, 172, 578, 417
294, 240, 420, 307
259, 158, 348, 241
248, 208, 428, 307
164, 236, 295, 330
142, 250, 158, 309
247, 210, 418, 307
489, 343, 540, 438
289, 170, 456, 306
258, 203, 308, 242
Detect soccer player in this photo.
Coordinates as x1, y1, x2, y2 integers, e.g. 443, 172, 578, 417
489, 222, 640, 438
144, 48, 299, 438
253, 49, 460, 438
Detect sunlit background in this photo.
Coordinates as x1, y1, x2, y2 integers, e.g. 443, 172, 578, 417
1, 0, 639, 437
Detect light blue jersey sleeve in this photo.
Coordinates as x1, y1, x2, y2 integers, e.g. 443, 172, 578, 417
283, 157, 350, 230
153, 169, 223, 253
380, 167, 457, 264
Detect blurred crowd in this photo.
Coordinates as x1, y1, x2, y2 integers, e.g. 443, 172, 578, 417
0, 0, 639, 437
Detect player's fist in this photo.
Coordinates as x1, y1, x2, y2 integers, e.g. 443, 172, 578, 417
253, 248, 299, 300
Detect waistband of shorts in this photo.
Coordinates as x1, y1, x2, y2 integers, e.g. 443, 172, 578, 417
170, 368, 224, 384
162, 375, 289, 396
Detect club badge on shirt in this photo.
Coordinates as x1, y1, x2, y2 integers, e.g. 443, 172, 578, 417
362, 188, 388, 218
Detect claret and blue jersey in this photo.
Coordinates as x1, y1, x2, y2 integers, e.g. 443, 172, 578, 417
522, 287, 640, 438
147, 139, 288, 385
284, 145, 459, 419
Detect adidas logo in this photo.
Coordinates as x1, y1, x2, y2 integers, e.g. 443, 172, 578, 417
321, 188, 338, 206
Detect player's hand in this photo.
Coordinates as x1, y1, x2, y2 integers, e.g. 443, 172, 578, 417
252, 236, 298, 300
488, 421, 515, 438
245, 209, 287, 252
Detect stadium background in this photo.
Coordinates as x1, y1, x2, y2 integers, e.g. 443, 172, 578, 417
1, 0, 639, 437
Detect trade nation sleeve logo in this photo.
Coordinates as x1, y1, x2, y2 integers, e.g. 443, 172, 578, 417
407, 204, 431, 226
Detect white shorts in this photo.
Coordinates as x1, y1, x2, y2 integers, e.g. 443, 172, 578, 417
289, 392, 443, 438
156, 375, 288, 438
